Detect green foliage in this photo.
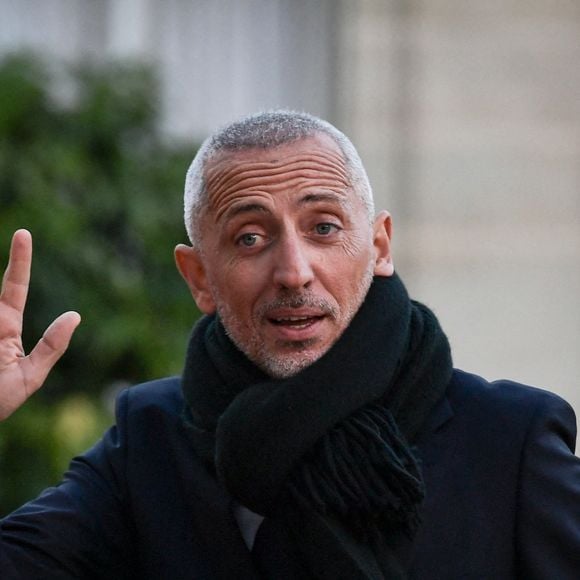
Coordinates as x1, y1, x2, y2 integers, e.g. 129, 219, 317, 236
0, 53, 201, 513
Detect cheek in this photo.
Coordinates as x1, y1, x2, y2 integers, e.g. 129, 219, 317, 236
216, 263, 265, 309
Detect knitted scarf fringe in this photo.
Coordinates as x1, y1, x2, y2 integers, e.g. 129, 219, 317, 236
286, 404, 424, 540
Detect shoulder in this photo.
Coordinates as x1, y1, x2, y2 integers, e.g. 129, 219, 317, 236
449, 368, 573, 414
121, 376, 183, 409
413, 374, 580, 578
113, 376, 185, 431
446, 369, 577, 449
99, 377, 197, 477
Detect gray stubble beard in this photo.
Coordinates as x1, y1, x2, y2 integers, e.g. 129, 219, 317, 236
213, 259, 375, 379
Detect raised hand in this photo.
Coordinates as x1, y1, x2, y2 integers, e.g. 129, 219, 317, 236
0, 230, 81, 421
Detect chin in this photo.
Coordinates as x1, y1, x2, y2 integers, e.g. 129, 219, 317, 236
258, 342, 331, 379
260, 357, 315, 379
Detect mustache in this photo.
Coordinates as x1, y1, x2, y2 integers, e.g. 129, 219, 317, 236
256, 292, 338, 319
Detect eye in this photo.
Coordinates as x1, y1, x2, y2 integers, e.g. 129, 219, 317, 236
315, 223, 338, 235
237, 233, 261, 247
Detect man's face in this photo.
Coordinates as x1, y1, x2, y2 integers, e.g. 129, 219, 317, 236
177, 134, 393, 378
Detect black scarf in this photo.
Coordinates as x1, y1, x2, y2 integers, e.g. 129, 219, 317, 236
181, 274, 452, 579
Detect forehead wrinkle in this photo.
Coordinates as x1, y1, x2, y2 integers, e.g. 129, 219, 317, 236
206, 156, 351, 222
204, 149, 350, 199
212, 189, 271, 223
211, 174, 350, 222
206, 159, 350, 201
216, 168, 349, 199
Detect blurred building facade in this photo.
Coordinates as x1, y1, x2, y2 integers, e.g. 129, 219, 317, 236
2, 0, 579, 413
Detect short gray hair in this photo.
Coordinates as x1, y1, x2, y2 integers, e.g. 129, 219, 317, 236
183, 110, 374, 248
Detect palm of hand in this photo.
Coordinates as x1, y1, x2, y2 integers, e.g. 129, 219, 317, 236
0, 230, 80, 420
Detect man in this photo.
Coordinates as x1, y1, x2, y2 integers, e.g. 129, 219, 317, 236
1, 110, 579, 579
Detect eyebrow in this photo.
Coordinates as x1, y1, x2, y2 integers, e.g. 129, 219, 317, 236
297, 192, 349, 209
221, 202, 271, 222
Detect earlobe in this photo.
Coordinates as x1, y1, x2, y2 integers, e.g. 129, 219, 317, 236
372, 211, 395, 277
174, 244, 216, 314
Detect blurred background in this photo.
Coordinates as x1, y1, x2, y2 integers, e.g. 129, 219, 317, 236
0, 0, 579, 512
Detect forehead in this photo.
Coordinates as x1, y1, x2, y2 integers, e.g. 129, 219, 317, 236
202, 134, 352, 210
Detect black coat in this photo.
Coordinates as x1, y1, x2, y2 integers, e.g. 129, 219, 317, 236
2, 369, 579, 578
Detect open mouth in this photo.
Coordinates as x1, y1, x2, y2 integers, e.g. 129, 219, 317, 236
269, 315, 324, 329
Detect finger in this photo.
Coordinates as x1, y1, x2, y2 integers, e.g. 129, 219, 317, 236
23, 311, 81, 394
1, 229, 32, 313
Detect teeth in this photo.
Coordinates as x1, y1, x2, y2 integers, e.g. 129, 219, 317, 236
275, 316, 310, 322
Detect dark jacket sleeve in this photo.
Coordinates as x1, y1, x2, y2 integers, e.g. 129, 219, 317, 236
0, 390, 136, 579
516, 392, 580, 579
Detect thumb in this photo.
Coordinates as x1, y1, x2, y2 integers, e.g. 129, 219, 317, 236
25, 311, 81, 394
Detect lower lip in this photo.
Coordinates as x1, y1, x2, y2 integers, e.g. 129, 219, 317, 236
267, 316, 326, 342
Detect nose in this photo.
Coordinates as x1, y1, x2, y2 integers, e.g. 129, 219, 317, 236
272, 234, 314, 290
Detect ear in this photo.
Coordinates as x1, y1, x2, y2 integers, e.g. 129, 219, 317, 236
174, 244, 217, 314
372, 210, 394, 277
